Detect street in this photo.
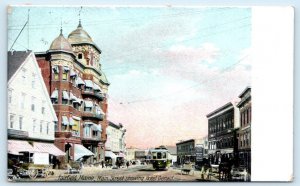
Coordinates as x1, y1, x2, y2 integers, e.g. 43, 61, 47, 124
12, 165, 218, 182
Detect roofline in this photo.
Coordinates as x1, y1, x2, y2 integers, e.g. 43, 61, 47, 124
206, 102, 233, 118
7, 50, 32, 81
238, 86, 251, 98
108, 121, 121, 129
176, 139, 195, 145
70, 43, 102, 54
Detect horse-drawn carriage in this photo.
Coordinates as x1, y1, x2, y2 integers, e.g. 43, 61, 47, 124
8, 163, 54, 181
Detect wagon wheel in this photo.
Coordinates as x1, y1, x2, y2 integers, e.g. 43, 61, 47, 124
28, 168, 38, 179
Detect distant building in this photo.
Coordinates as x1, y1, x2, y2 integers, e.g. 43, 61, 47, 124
7, 51, 65, 166
165, 146, 177, 165
176, 138, 205, 165
237, 87, 251, 172
206, 102, 240, 165
105, 121, 126, 163
135, 150, 147, 161
125, 147, 139, 161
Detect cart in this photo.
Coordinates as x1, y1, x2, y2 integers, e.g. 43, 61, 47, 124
25, 164, 54, 179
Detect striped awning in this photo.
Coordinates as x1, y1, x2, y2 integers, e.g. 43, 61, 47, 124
8, 140, 34, 155
33, 142, 65, 156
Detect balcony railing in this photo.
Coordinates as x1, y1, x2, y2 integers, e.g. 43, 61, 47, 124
82, 135, 101, 141
81, 90, 104, 101
71, 131, 80, 137
82, 111, 104, 121
55, 131, 72, 138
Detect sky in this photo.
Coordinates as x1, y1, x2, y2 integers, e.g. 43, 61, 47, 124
8, 6, 251, 149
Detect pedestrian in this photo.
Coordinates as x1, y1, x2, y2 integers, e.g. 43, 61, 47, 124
126, 161, 129, 168
80, 161, 83, 170
101, 159, 104, 168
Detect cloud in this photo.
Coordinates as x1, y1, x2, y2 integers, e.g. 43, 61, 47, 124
163, 43, 220, 64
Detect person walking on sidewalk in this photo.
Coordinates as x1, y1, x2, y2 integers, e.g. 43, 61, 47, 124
126, 161, 130, 169
101, 159, 105, 168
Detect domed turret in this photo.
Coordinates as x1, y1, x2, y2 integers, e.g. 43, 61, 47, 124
68, 20, 101, 53
49, 28, 73, 52
68, 20, 94, 44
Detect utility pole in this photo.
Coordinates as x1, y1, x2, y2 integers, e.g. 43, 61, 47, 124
27, 9, 30, 50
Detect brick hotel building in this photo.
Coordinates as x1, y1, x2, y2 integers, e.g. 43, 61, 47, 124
36, 20, 110, 165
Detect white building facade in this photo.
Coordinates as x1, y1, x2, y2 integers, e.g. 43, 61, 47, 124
8, 51, 64, 166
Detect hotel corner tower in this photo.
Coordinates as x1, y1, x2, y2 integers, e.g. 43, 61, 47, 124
36, 20, 110, 166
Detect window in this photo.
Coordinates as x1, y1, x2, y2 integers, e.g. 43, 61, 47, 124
52, 66, 59, 80
46, 122, 50, 134
33, 119, 36, 132
54, 121, 58, 132
41, 101, 45, 114
8, 89, 12, 104
40, 121, 43, 133
9, 114, 15, 128
62, 66, 69, 81
19, 116, 23, 130
20, 93, 26, 109
32, 73, 36, 89
62, 72, 68, 80
62, 91, 69, 105
84, 126, 90, 137
54, 73, 59, 80
78, 53, 83, 59
31, 97, 36, 112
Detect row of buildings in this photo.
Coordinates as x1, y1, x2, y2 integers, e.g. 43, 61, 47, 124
175, 87, 251, 172
7, 20, 126, 168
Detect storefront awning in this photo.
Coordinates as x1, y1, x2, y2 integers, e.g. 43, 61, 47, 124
84, 80, 94, 88
74, 144, 95, 161
118, 152, 126, 158
105, 150, 117, 159
33, 142, 65, 156
8, 140, 34, 155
